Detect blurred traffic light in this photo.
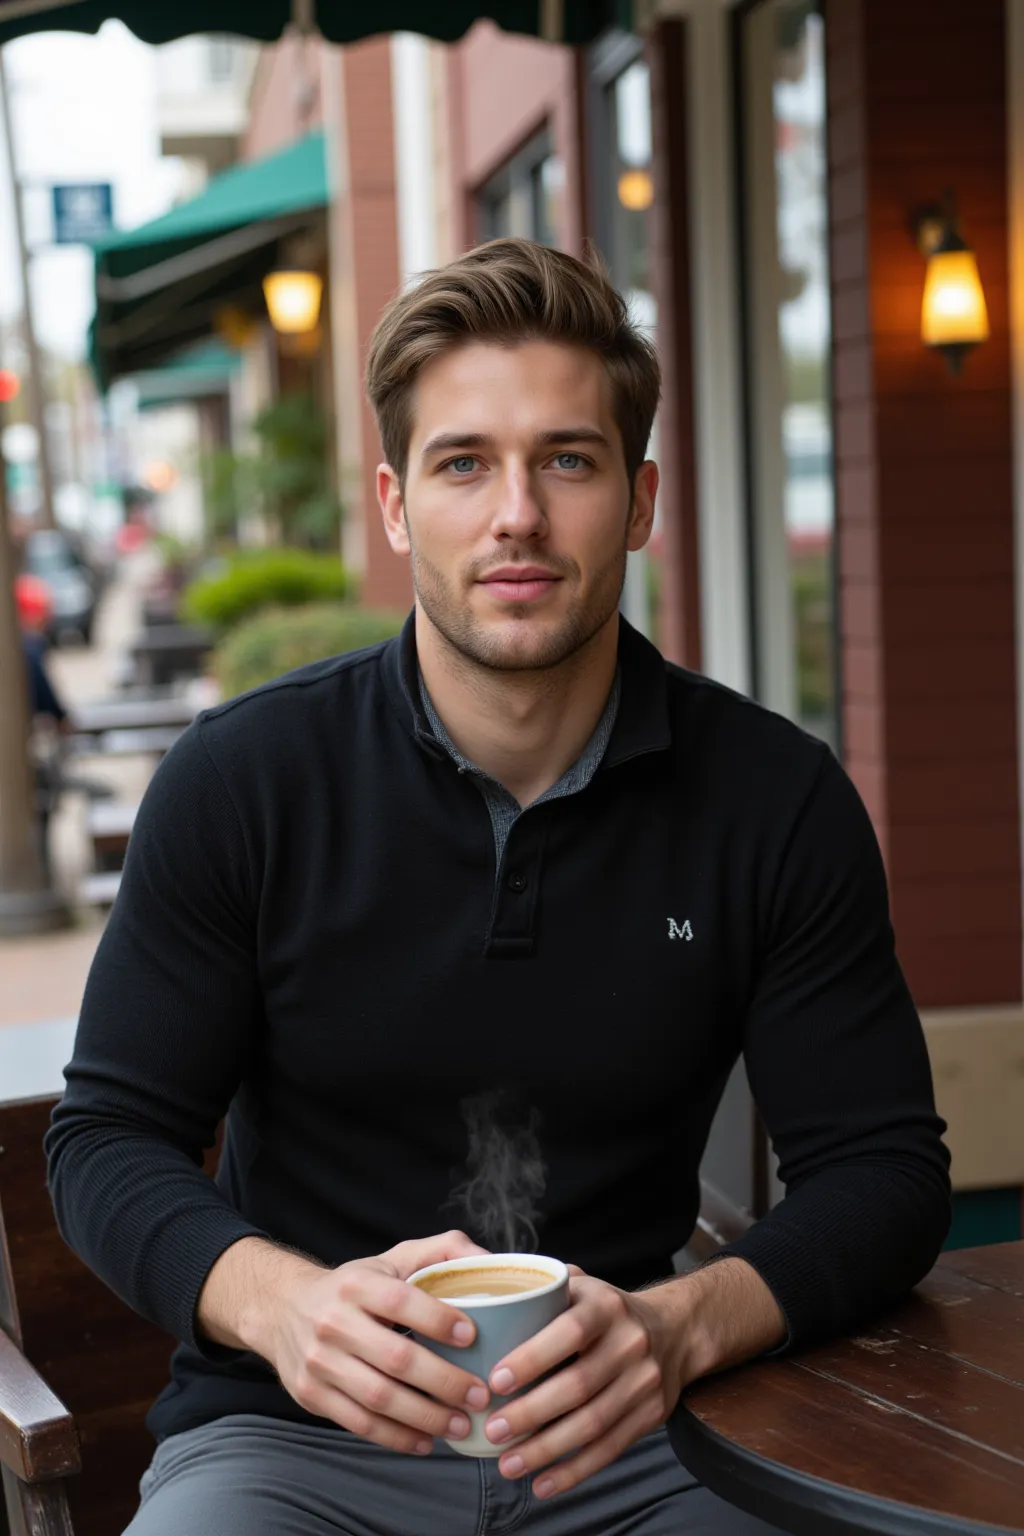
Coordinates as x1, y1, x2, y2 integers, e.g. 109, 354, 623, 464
0, 369, 20, 404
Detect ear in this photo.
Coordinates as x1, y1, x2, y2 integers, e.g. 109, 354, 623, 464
626, 461, 658, 553
378, 464, 411, 557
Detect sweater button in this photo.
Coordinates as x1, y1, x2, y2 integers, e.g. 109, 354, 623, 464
508, 871, 528, 893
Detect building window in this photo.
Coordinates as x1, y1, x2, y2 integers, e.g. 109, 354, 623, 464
740, 0, 839, 749
589, 33, 658, 639
207, 37, 235, 84
477, 130, 564, 246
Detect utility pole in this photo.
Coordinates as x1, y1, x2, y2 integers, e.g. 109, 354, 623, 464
0, 46, 57, 532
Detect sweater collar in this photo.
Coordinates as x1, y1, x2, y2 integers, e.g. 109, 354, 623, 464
383, 608, 671, 767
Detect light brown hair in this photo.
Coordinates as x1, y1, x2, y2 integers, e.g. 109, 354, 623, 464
365, 238, 661, 488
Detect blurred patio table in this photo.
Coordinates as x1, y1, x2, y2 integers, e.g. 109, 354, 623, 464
67, 695, 198, 761
68, 696, 197, 736
668, 1241, 1024, 1535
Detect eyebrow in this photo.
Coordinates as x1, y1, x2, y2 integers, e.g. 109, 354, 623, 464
420, 427, 612, 459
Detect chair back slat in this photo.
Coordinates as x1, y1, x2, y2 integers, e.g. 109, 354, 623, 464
0, 1097, 174, 1536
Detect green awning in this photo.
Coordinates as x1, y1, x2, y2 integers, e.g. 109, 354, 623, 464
95, 133, 327, 280
91, 133, 327, 389
130, 339, 241, 411
0, 1, 625, 46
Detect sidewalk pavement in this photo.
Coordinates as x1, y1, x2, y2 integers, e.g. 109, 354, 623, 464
0, 920, 102, 1029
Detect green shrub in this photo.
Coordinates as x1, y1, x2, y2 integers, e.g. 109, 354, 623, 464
214, 602, 406, 698
183, 548, 349, 631
198, 392, 343, 548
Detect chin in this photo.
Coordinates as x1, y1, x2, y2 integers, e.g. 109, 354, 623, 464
457, 615, 590, 673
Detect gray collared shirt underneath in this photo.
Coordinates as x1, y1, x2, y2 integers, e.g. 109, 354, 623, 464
418, 669, 621, 865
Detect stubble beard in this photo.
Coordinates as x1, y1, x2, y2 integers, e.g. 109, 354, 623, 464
408, 533, 630, 675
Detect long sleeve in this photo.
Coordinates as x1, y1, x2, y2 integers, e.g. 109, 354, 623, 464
45, 722, 267, 1348
719, 752, 952, 1347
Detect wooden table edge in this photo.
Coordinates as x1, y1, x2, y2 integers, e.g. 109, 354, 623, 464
667, 1400, 1024, 1536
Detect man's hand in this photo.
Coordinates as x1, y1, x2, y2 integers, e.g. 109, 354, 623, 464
198, 1231, 493, 1456
481, 1256, 786, 1500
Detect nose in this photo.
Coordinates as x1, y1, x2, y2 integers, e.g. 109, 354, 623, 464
489, 460, 547, 541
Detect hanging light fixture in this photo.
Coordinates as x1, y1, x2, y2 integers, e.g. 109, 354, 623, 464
262, 269, 323, 335
914, 193, 989, 373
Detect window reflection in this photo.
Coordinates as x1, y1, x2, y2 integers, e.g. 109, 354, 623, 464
478, 132, 563, 247
604, 57, 659, 639
745, 1, 838, 747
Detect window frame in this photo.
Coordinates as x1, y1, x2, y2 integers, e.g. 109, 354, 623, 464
476, 127, 558, 246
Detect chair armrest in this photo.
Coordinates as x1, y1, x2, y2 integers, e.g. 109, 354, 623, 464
689, 1179, 755, 1262
0, 1328, 81, 1482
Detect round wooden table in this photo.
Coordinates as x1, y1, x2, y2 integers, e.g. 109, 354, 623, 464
668, 1240, 1024, 1535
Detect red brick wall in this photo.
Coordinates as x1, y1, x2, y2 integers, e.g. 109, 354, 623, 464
450, 20, 585, 254
649, 20, 701, 670
242, 37, 324, 160
341, 38, 414, 612
826, 0, 1021, 1006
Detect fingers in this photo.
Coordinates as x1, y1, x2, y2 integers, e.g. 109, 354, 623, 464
385, 1229, 490, 1279
327, 1355, 475, 1443
333, 1306, 489, 1413
290, 1372, 437, 1458
493, 1360, 663, 1490
485, 1314, 642, 1443
336, 1262, 478, 1349
526, 1398, 662, 1501
488, 1275, 610, 1395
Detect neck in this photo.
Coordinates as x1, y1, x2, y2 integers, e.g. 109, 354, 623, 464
415, 609, 620, 806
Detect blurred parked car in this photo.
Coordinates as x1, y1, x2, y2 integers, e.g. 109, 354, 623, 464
22, 529, 98, 646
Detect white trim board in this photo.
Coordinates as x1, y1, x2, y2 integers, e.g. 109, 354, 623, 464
660, 0, 752, 695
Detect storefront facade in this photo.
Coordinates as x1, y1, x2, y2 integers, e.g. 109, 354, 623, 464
237, 1, 1024, 1239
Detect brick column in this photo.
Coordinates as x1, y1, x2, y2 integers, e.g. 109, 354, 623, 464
826, 0, 1021, 1006
648, 19, 702, 669
341, 38, 414, 612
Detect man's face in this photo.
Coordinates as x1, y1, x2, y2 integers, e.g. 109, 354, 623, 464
378, 340, 657, 672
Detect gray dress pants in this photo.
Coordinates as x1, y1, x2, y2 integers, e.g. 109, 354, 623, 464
124, 1414, 786, 1535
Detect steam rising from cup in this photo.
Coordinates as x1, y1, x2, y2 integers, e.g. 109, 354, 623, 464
447, 1090, 547, 1252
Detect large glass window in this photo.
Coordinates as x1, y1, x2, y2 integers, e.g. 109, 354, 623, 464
742, 0, 838, 748
477, 130, 564, 247
590, 35, 658, 639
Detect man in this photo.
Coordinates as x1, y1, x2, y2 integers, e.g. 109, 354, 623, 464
47, 239, 950, 1535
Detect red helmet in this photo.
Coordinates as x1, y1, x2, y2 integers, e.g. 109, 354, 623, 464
14, 573, 53, 628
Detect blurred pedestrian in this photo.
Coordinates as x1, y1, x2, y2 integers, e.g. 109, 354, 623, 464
15, 572, 68, 877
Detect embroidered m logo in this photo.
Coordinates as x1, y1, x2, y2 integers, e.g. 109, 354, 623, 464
667, 918, 694, 941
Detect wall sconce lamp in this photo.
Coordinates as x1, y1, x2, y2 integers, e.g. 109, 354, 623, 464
913, 193, 989, 373
617, 168, 654, 212
262, 268, 323, 335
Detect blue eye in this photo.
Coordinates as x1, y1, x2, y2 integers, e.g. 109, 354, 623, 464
554, 452, 584, 470
450, 456, 477, 474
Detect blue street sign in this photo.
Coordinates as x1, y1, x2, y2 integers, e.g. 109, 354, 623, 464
52, 183, 113, 245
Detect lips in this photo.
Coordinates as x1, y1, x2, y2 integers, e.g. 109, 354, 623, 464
479, 567, 562, 603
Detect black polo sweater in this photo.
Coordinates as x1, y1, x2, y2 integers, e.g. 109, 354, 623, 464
45, 616, 951, 1443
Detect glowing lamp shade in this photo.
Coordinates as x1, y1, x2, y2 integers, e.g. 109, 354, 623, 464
263, 270, 323, 334
617, 168, 654, 212
921, 247, 989, 352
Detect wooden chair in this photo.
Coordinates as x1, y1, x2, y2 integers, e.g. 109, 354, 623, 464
0, 1087, 752, 1536
0, 1095, 180, 1536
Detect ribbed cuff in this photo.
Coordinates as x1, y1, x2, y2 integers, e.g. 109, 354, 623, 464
715, 1216, 839, 1353
134, 1202, 269, 1356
